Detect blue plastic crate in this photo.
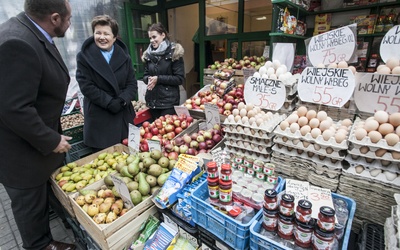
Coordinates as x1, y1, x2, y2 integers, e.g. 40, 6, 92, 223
191, 177, 284, 250
249, 181, 356, 250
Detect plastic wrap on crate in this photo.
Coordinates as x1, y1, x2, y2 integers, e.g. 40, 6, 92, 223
273, 136, 346, 161
224, 112, 286, 134
249, 180, 356, 250
190, 177, 283, 250
348, 117, 400, 152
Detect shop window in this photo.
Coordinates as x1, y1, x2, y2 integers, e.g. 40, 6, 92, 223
131, 0, 157, 6
206, 0, 238, 35
210, 40, 227, 63
244, 0, 272, 32
132, 11, 160, 39
242, 41, 269, 58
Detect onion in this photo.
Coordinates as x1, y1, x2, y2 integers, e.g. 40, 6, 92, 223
198, 142, 207, 150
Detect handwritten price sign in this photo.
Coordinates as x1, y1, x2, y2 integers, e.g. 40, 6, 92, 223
243, 76, 286, 111
298, 67, 355, 107
128, 123, 140, 154
354, 73, 400, 114
307, 24, 356, 66
204, 103, 220, 129
110, 175, 134, 209
380, 25, 400, 63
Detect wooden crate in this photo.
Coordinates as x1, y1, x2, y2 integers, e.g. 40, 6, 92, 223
50, 144, 129, 217
69, 179, 155, 240
203, 69, 244, 85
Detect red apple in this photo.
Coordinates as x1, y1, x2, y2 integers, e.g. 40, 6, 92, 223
173, 120, 181, 127
140, 142, 149, 152
181, 121, 188, 129
165, 124, 175, 133
159, 128, 166, 135
122, 138, 128, 146
166, 132, 176, 140
144, 132, 153, 139
168, 152, 179, 161
175, 127, 183, 134
151, 127, 159, 135
142, 121, 150, 128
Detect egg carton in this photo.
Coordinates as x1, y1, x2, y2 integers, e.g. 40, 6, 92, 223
225, 136, 273, 148
273, 123, 350, 150
342, 164, 400, 187
347, 144, 400, 163
272, 144, 343, 170
224, 133, 273, 145
273, 136, 346, 160
225, 145, 271, 162
224, 139, 272, 155
347, 154, 400, 169
223, 125, 275, 140
224, 112, 286, 134
348, 117, 400, 152
345, 155, 400, 174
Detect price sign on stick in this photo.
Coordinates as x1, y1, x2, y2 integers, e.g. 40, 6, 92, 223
307, 24, 357, 66
243, 76, 286, 111
204, 103, 220, 129
174, 106, 190, 117
147, 139, 161, 152
111, 175, 134, 209
298, 67, 355, 107
380, 25, 400, 63
242, 68, 256, 84
354, 73, 400, 114
128, 123, 140, 154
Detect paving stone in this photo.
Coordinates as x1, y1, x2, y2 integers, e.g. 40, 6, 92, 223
0, 239, 18, 250
0, 225, 11, 237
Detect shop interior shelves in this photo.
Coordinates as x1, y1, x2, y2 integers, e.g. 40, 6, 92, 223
269, 33, 308, 39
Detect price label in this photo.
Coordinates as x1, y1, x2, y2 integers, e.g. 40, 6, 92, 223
298, 67, 355, 107
110, 175, 134, 209
174, 106, 190, 117
147, 139, 161, 152
354, 73, 400, 114
308, 185, 334, 220
128, 123, 140, 154
307, 24, 356, 66
242, 67, 256, 84
285, 179, 309, 204
243, 76, 286, 110
380, 25, 400, 63
204, 103, 220, 129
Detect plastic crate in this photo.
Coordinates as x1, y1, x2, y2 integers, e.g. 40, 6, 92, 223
198, 225, 234, 250
65, 217, 88, 250
61, 112, 84, 144
65, 141, 93, 163
249, 183, 356, 250
191, 177, 284, 250
359, 223, 384, 250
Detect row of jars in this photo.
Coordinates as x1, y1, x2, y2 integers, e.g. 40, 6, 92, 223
263, 190, 338, 249
207, 161, 233, 206
232, 154, 277, 182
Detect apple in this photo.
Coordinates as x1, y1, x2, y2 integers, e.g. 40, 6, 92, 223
168, 152, 179, 161
223, 110, 232, 116
196, 135, 205, 142
155, 121, 163, 129
151, 127, 159, 135
144, 132, 153, 139
191, 132, 198, 141
190, 140, 199, 149
186, 148, 197, 155
187, 116, 194, 123
142, 121, 150, 128
206, 139, 215, 149
173, 120, 181, 128
213, 124, 221, 130
140, 142, 149, 152
175, 127, 183, 134
185, 99, 192, 104
203, 131, 212, 140
159, 128, 166, 135
164, 144, 173, 153
179, 145, 188, 154
181, 121, 188, 129
140, 127, 145, 136
122, 138, 128, 146
183, 134, 192, 144
166, 132, 176, 140
224, 103, 233, 110
185, 103, 193, 109
165, 124, 175, 133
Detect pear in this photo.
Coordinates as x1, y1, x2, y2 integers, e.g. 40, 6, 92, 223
120, 208, 129, 216
121, 166, 133, 178
93, 213, 107, 224
130, 190, 142, 205
79, 189, 97, 196
150, 149, 162, 160
145, 175, 157, 187
158, 157, 169, 168
112, 186, 120, 198
104, 174, 114, 186
97, 152, 107, 160
99, 202, 112, 213
147, 164, 162, 177
127, 181, 139, 192
104, 197, 116, 204
142, 157, 156, 168
138, 172, 150, 196
75, 195, 86, 206
168, 160, 177, 170
150, 186, 161, 195
128, 162, 139, 176
157, 171, 171, 186
84, 193, 96, 204
92, 198, 104, 206
87, 204, 99, 217
106, 211, 118, 223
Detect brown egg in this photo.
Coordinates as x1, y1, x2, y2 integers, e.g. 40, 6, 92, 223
303, 141, 310, 148
392, 151, 400, 160
306, 110, 317, 120
389, 113, 400, 127
280, 120, 290, 130
364, 119, 379, 132
287, 114, 299, 124
359, 146, 369, 154
385, 133, 400, 146
375, 148, 387, 157
368, 131, 382, 143
319, 120, 331, 132
365, 158, 374, 163
290, 122, 300, 133
378, 123, 394, 136
374, 110, 389, 124
397, 126, 400, 136
297, 106, 308, 117
341, 119, 352, 127
355, 165, 364, 174
355, 128, 368, 140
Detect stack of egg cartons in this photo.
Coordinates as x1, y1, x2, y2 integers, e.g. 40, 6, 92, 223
271, 106, 353, 192
341, 110, 400, 232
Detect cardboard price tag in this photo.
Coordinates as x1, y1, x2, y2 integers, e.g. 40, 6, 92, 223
308, 185, 334, 220
298, 67, 355, 107
174, 106, 190, 117
242, 67, 256, 85
204, 103, 220, 129
110, 175, 134, 209
147, 139, 161, 152
285, 179, 309, 203
380, 25, 400, 63
354, 73, 400, 114
307, 24, 356, 66
243, 76, 286, 110
128, 123, 140, 154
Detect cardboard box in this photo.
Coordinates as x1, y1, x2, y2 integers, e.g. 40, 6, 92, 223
50, 144, 130, 217
69, 178, 155, 242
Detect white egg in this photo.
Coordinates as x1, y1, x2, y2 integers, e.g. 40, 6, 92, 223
337, 61, 348, 68
269, 74, 277, 80
279, 73, 288, 81
272, 60, 281, 69
317, 63, 325, 68
377, 65, 391, 74
392, 66, 400, 75
258, 66, 268, 76
355, 165, 364, 174
386, 58, 400, 70
264, 61, 273, 68
227, 114, 234, 122
253, 72, 261, 78
328, 63, 337, 68
275, 68, 285, 77
348, 66, 357, 74
284, 72, 292, 78
374, 110, 389, 124
261, 73, 269, 78
279, 65, 288, 73
369, 169, 381, 177
290, 122, 300, 133
267, 67, 275, 76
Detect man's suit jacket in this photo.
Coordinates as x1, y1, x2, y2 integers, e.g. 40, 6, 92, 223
0, 12, 70, 189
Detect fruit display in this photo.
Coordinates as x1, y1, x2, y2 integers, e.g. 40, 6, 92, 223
61, 112, 84, 130
208, 55, 266, 71
139, 114, 194, 152
183, 83, 245, 116
224, 102, 286, 162
54, 153, 117, 193
272, 106, 353, 191
165, 123, 223, 156
74, 188, 128, 224
210, 68, 236, 97
131, 100, 147, 112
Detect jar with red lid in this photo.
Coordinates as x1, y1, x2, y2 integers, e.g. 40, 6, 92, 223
279, 193, 295, 216
317, 206, 335, 232
220, 164, 232, 181
219, 180, 233, 205
296, 199, 312, 223
312, 227, 335, 250
264, 189, 278, 211
294, 219, 314, 248
206, 161, 219, 179
207, 177, 219, 201
262, 208, 278, 232
228, 206, 242, 218
277, 213, 294, 240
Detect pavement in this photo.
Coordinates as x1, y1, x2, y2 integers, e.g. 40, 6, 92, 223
0, 184, 83, 250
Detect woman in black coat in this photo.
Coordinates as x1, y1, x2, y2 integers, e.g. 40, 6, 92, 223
142, 22, 185, 119
76, 15, 138, 150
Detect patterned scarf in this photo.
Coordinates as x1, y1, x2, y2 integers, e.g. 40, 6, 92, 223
146, 40, 170, 56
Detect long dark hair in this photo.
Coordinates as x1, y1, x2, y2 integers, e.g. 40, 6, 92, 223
24, 0, 69, 21
148, 22, 170, 40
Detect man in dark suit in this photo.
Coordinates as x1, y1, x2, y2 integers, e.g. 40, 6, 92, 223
0, 0, 76, 249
